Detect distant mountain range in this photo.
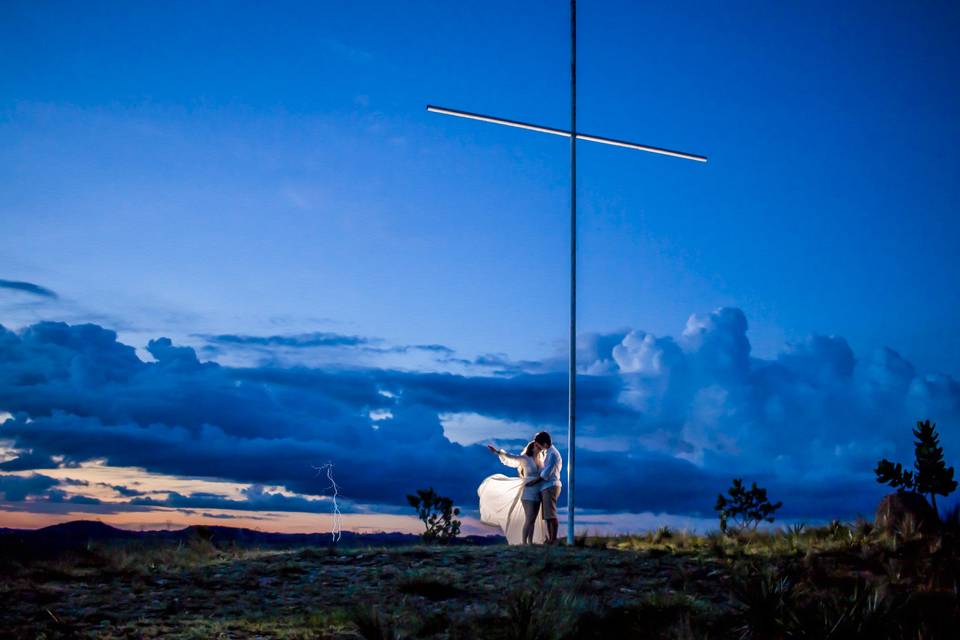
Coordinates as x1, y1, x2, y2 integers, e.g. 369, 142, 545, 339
0, 520, 504, 559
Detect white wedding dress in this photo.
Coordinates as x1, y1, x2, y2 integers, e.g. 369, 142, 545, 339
478, 449, 545, 545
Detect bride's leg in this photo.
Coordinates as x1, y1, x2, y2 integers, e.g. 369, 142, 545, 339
521, 500, 537, 545
529, 499, 541, 544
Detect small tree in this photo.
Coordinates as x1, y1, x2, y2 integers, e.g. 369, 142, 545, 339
406, 487, 461, 543
715, 478, 782, 533
875, 419, 957, 511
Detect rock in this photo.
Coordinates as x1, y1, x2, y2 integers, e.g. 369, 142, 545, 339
875, 492, 938, 532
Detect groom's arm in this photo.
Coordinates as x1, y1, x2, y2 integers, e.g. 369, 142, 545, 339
539, 451, 558, 481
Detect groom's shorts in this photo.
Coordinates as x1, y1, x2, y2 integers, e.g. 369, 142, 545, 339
541, 486, 561, 520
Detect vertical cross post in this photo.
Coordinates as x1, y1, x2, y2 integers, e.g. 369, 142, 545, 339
567, 0, 577, 545
426, 3, 706, 548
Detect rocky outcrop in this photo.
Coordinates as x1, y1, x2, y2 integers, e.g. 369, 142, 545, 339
875, 492, 938, 533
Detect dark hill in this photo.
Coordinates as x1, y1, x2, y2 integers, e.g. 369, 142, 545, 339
0, 520, 503, 560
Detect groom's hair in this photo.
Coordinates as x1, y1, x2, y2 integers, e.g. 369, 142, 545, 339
534, 431, 552, 447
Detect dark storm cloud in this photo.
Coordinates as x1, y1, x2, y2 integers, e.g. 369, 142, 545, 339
129, 485, 338, 513
0, 473, 59, 501
98, 483, 145, 497
0, 279, 59, 299
203, 332, 371, 348
200, 331, 458, 361
48, 491, 102, 505
0, 449, 59, 471
1, 311, 958, 520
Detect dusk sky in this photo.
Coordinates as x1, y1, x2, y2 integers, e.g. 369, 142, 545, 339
2, 1, 959, 534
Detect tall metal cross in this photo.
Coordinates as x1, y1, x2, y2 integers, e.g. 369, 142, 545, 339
428, 0, 707, 544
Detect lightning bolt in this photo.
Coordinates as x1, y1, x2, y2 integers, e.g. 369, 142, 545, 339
313, 462, 343, 543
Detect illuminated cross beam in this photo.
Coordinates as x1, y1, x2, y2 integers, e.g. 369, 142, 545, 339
428, 0, 707, 545
426, 105, 707, 163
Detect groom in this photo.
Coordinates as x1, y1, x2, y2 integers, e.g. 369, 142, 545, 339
533, 431, 562, 545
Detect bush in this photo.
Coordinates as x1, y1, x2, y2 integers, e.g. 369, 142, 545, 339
715, 478, 782, 532
406, 487, 462, 543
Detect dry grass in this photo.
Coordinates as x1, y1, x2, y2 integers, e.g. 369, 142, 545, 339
2, 523, 958, 638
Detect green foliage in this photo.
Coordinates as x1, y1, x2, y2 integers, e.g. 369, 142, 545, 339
874, 459, 916, 492
875, 419, 957, 510
406, 487, 462, 543
714, 478, 783, 532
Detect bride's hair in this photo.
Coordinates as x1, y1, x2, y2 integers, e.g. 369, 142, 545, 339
522, 441, 538, 457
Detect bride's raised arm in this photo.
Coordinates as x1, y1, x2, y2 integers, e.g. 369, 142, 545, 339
486, 443, 522, 469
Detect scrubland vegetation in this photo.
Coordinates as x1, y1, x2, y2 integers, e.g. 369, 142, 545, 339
2, 420, 956, 638
2, 512, 958, 639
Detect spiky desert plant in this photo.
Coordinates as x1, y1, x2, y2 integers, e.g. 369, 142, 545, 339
729, 564, 799, 639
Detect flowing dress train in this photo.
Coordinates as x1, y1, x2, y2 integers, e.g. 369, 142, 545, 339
477, 450, 544, 544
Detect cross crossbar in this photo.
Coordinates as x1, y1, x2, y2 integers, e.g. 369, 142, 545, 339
426, 105, 708, 163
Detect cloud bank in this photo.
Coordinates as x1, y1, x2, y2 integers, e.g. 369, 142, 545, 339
1, 309, 958, 524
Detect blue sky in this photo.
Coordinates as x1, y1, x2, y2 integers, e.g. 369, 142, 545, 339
1, 1, 958, 533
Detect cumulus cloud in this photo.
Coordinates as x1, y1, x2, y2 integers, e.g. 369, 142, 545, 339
0, 279, 58, 299
0, 310, 958, 521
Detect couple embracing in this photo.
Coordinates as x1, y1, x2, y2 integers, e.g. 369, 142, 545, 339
478, 431, 562, 545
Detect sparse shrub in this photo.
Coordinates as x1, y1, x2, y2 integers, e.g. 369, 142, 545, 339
729, 564, 798, 639
875, 419, 957, 512
706, 531, 727, 557
588, 535, 609, 550
415, 609, 453, 637
653, 525, 673, 543
349, 604, 405, 640
828, 519, 850, 540
503, 589, 551, 640
853, 517, 875, 539
396, 569, 462, 600
607, 592, 709, 639
501, 587, 593, 640
406, 487, 462, 543
894, 513, 922, 543
191, 525, 215, 543
305, 608, 353, 633
803, 583, 904, 639
715, 478, 783, 533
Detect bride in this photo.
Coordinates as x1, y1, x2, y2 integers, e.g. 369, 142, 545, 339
478, 441, 545, 545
